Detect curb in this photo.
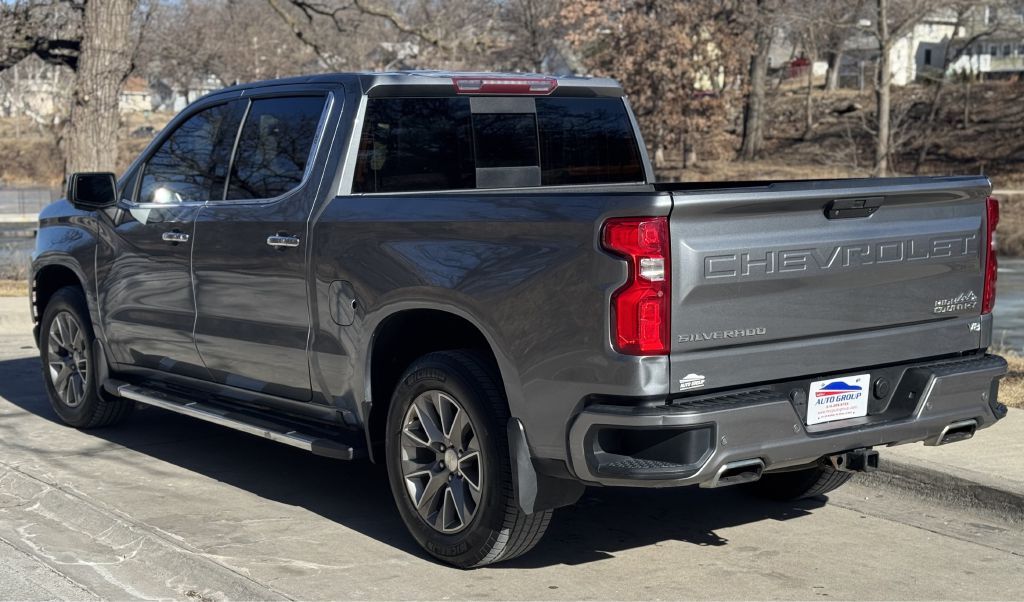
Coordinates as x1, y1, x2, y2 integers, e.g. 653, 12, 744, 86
0, 297, 33, 335
857, 456, 1024, 523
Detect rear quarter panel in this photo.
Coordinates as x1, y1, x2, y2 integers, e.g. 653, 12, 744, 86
310, 191, 671, 459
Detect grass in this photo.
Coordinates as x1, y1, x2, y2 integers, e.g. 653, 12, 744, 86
995, 194, 1024, 257
997, 350, 1024, 409
0, 280, 27, 297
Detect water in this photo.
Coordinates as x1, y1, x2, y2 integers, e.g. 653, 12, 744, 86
993, 258, 1024, 353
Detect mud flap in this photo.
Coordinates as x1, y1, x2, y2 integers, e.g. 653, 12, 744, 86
508, 418, 584, 514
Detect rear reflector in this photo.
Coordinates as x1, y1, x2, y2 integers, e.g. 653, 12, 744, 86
982, 196, 999, 314
452, 76, 558, 95
602, 217, 670, 355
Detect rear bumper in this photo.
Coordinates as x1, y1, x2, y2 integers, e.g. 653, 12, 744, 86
567, 354, 1008, 488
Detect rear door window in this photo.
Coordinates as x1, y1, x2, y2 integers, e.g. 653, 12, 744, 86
353, 95, 644, 193
225, 95, 327, 201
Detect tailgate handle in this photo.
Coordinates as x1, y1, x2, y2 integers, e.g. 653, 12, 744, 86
826, 196, 883, 219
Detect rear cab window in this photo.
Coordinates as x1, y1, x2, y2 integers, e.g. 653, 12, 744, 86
353, 95, 644, 193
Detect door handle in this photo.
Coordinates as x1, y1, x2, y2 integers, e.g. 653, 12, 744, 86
162, 231, 190, 243
266, 235, 300, 248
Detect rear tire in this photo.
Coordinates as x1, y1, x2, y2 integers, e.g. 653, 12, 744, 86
385, 350, 551, 568
745, 464, 852, 501
39, 286, 133, 429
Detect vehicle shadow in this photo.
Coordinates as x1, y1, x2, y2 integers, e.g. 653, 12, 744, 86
0, 355, 826, 569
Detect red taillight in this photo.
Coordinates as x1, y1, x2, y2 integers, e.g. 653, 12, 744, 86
982, 196, 999, 314
602, 217, 670, 355
452, 76, 558, 95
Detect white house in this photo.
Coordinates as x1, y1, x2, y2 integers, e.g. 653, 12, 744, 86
841, 13, 960, 88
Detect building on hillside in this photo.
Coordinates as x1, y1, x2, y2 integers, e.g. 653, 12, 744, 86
839, 3, 1024, 88
119, 77, 153, 113
839, 11, 960, 89
950, 3, 1024, 78
149, 76, 223, 112
0, 55, 72, 122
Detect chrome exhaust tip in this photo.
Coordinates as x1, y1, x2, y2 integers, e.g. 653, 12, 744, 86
701, 458, 765, 488
926, 419, 978, 446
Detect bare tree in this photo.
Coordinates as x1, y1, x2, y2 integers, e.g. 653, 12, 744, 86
269, 0, 501, 71
780, 0, 865, 139
563, 0, 746, 171
739, 0, 773, 161
62, 0, 138, 176
914, 1, 1020, 172
820, 1, 865, 93
867, 0, 932, 176
497, 0, 564, 72
0, 0, 82, 72
1, 0, 139, 178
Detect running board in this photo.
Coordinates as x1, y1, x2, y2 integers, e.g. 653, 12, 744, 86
117, 384, 361, 460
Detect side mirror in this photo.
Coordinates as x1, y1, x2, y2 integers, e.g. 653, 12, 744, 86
67, 172, 118, 210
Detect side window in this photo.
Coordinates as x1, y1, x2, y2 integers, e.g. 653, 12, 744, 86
225, 96, 327, 200
138, 101, 243, 204
353, 97, 474, 193
535, 97, 644, 186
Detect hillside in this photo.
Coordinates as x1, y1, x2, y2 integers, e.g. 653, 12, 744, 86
659, 80, 1024, 187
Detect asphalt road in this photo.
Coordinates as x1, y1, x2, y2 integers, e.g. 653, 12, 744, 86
0, 327, 1022, 600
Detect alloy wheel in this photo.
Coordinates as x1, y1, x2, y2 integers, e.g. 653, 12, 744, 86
400, 390, 484, 534
47, 311, 88, 408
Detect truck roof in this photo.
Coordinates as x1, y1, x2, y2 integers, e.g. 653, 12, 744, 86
206, 71, 624, 100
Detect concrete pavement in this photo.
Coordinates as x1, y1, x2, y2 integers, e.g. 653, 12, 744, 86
867, 410, 1024, 522
0, 297, 1022, 599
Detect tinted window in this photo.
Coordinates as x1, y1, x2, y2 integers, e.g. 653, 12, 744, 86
226, 96, 326, 200
352, 95, 644, 193
139, 101, 243, 203
536, 97, 644, 186
353, 98, 474, 193
472, 112, 538, 168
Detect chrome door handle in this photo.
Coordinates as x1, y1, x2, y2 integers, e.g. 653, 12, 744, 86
266, 235, 300, 248
162, 231, 190, 243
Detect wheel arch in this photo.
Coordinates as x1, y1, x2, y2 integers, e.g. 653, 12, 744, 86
31, 260, 92, 344
363, 306, 514, 461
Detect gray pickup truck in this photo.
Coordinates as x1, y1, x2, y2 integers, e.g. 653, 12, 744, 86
32, 71, 1007, 568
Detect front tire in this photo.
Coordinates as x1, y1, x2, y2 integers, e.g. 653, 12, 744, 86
745, 463, 852, 501
39, 286, 133, 428
385, 350, 551, 568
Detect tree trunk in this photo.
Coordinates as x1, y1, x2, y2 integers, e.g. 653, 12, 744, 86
62, 0, 138, 179
825, 50, 842, 92
873, 0, 891, 177
739, 0, 770, 161
682, 139, 697, 168
963, 75, 972, 128
912, 75, 948, 174
801, 62, 815, 140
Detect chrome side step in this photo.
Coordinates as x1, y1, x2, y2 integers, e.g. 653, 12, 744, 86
117, 384, 360, 460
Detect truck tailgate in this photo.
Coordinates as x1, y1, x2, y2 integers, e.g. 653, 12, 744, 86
667, 176, 992, 395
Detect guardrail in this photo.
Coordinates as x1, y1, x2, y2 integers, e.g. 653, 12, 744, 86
0, 187, 57, 216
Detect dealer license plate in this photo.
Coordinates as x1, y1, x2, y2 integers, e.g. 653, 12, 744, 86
806, 374, 871, 426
